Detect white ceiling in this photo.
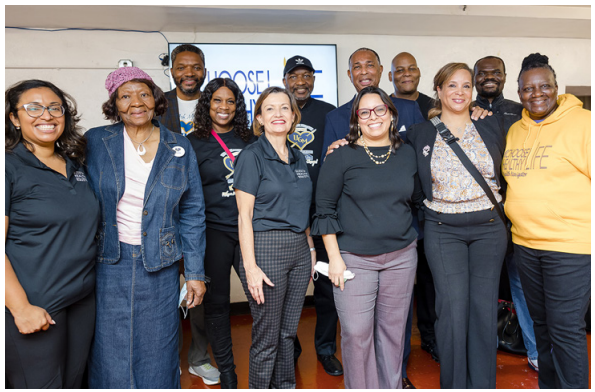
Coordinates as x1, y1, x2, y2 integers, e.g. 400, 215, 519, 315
5, 5, 591, 39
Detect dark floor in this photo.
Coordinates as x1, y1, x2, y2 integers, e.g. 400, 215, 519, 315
180, 304, 591, 389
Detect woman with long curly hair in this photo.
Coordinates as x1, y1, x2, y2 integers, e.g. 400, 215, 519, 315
5, 80, 100, 388
188, 77, 254, 388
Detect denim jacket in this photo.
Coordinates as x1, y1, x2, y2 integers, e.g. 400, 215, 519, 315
85, 120, 207, 281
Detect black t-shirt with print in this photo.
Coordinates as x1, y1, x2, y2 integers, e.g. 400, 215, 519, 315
288, 97, 336, 197
189, 130, 255, 232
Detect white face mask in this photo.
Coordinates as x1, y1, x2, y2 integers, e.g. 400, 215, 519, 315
179, 282, 188, 319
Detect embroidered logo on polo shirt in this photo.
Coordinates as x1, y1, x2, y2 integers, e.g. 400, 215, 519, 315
295, 169, 310, 179
74, 171, 88, 182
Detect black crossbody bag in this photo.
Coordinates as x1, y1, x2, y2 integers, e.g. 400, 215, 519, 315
430, 117, 506, 225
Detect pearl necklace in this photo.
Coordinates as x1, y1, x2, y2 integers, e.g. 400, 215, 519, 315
360, 137, 391, 165
128, 126, 155, 156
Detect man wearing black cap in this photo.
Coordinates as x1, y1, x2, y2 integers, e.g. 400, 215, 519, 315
282, 55, 343, 377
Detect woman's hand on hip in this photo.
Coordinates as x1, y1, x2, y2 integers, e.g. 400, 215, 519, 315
328, 255, 347, 291
186, 280, 206, 308
245, 265, 274, 305
12, 304, 55, 334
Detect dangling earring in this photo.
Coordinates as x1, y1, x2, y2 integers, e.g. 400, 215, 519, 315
357, 124, 362, 138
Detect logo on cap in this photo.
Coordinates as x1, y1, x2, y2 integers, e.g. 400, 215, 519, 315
295, 58, 305, 65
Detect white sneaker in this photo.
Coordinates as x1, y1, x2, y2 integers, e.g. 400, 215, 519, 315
189, 363, 221, 385
528, 358, 539, 372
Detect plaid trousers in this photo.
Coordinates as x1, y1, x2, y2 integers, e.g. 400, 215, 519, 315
240, 230, 311, 389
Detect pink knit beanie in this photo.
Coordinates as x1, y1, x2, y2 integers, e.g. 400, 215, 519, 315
105, 67, 153, 97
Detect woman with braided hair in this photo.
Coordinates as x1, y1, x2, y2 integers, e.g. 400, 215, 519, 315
503, 53, 591, 389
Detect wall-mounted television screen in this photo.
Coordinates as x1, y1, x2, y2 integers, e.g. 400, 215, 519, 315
168, 43, 338, 123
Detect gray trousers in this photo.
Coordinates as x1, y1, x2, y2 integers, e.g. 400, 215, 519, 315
424, 207, 507, 389
188, 303, 211, 367
240, 230, 311, 389
334, 241, 417, 389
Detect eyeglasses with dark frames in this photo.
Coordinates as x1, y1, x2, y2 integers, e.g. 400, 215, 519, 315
356, 104, 388, 120
18, 104, 65, 118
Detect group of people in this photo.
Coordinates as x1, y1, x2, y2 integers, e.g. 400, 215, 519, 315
5, 43, 590, 391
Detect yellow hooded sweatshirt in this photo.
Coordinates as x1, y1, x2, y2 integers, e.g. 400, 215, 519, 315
503, 94, 590, 254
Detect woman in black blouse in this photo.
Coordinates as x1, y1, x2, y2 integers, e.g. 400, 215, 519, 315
312, 86, 420, 389
5, 80, 100, 388
188, 78, 253, 388
234, 86, 315, 389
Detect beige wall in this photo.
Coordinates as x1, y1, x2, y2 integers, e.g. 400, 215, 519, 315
6, 28, 590, 302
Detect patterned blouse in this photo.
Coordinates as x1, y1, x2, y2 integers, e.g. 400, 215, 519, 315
423, 123, 502, 214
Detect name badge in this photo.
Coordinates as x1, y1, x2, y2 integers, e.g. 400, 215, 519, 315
173, 146, 185, 157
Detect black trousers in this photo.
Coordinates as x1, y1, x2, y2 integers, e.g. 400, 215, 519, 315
514, 244, 590, 389
414, 239, 437, 343
5, 291, 95, 388
424, 208, 507, 389
203, 227, 241, 375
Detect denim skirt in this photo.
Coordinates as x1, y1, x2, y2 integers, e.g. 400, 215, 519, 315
89, 242, 180, 389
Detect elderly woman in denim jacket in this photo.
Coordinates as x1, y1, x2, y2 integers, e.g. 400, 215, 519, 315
85, 67, 207, 389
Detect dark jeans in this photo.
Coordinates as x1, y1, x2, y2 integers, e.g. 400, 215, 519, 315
514, 244, 591, 389
6, 291, 95, 388
424, 207, 507, 389
203, 227, 241, 375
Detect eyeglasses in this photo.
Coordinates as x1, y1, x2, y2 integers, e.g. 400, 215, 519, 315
18, 104, 65, 118
356, 104, 388, 120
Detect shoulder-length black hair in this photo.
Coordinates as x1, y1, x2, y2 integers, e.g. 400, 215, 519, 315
101, 78, 168, 122
5, 79, 86, 165
192, 78, 252, 142
346, 86, 402, 152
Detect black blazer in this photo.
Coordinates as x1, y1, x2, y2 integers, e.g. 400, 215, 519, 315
407, 115, 506, 203
157, 89, 181, 134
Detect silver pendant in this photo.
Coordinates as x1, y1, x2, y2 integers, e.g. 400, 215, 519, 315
137, 144, 146, 156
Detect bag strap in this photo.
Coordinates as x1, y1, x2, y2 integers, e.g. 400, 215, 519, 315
210, 129, 235, 162
430, 117, 506, 225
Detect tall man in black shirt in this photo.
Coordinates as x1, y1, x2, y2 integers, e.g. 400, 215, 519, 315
157, 45, 221, 385
387, 51, 439, 389
388, 52, 436, 120
474, 56, 538, 372
473, 56, 523, 130
282, 55, 343, 377
158, 44, 206, 136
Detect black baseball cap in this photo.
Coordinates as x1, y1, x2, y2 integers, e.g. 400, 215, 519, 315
283, 55, 315, 76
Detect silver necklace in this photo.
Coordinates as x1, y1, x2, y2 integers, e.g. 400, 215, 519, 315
129, 126, 155, 156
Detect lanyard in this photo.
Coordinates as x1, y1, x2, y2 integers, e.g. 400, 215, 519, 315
210, 130, 235, 162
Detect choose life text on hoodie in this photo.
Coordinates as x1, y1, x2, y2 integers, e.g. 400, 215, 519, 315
502, 94, 591, 255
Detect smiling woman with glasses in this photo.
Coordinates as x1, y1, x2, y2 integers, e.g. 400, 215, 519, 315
311, 86, 422, 389
5, 79, 100, 388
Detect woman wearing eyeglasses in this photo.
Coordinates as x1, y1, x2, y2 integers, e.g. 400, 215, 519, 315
5, 80, 100, 388
312, 86, 421, 389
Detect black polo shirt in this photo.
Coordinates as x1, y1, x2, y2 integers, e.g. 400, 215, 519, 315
234, 134, 312, 233
5, 143, 100, 315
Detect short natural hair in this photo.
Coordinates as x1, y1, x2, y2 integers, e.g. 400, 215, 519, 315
348, 47, 382, 68
428, 63, 474, 119
252, 87, 301, 137
5, 79, 87, 165
346, 86, 402, 152
101, 79, 168, 123
171, 44, 205, 67
473, 55, 506, 75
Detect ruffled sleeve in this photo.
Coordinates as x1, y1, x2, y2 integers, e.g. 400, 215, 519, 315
310, 212, 343, 236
